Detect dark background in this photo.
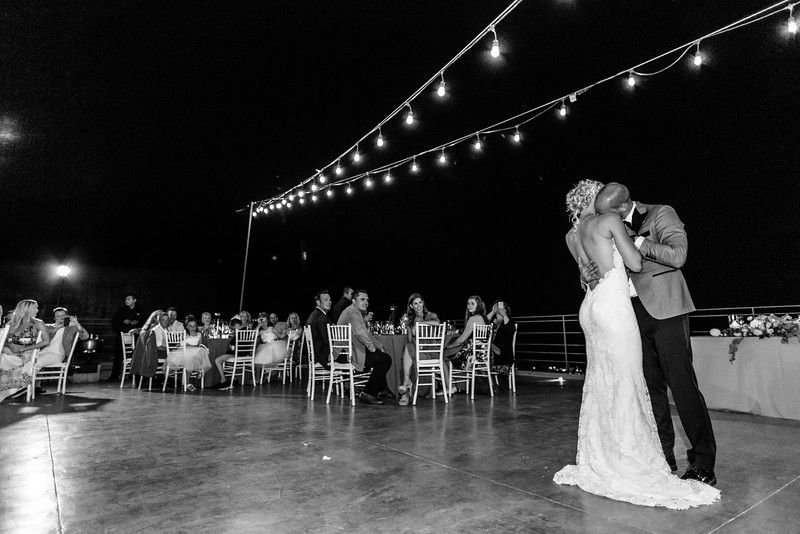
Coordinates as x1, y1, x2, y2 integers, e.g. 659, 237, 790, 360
1, 0, 798, 321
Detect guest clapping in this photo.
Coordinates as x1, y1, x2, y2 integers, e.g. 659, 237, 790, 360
398, 293, 440, 404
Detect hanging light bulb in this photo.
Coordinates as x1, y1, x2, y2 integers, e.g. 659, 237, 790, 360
286, 202, 292, 209
789, 6, 798, 34
437, 74, 446, 98
269, 204, 275, 211
277, 203, 283, 210
298, 190, 305, 198
490, 26, 500, 58
627, 71, 636, 87
326, 188, 334, 198
288, 194, 295, 201
281, 199, 287, 206
559, 101, 567, 117
438, 149, 447, 165
513, 127, 521, 143
335, 160, 343, 175
365, 175, 374, 188
311, 194, 318, 202
310, 183, 318, 192
377, 130, 385, 148
353, 145, 361, 162
346, 185, 353, 195
405, 104, 414, 125
693, 42, 703, 66
318, 172, 327, 184
299, 197, 306, 205
252, 211, 258, 218
384, 172, 392, 184
411, 157, 419, 173
473, 135, 482, 151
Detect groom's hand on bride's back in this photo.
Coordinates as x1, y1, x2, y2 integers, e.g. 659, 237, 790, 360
579, 259, 600, 290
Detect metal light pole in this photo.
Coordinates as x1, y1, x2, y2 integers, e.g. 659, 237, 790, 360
239, 201, 254, 311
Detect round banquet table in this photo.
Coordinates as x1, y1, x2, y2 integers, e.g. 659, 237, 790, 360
376, 333, 458, 396
202, 337, 231, 387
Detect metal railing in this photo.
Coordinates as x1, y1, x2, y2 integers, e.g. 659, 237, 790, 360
514, 305, 800, 374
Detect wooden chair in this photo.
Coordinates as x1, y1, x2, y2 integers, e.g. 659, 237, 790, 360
221, 329, 258, 388
325, 324, 360, 406
305, 325, 330, 400
449, 323, 494, 400
163, 330, 187, 392
492, 322, 518, 393
120, 332, 137, 388
412, 323, 448, 405
259, 334, 297, 385
33, 330, 80, 395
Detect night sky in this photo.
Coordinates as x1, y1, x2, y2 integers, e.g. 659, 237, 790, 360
2, 0, 799, 320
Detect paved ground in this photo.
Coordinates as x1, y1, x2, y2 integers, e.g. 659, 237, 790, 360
1, 376, 798, 533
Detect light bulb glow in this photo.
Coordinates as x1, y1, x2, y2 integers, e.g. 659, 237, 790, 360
281, 199, 287, 205
473, 136, 482, 151
627, 72, 636, 87
377, 133, 385, 147
288, 194, 295, 201
411, 159, 419, 173
384, 172, 392, 183
353, 147, 361, 162
335, 162, 343, 175
789, 17, 798, 34
491, 38, 500, 58
346, 186, 353, 195
438, 151, 447, 164
559, 102, 567, 117
299, 197, 306, 205
693, 43, 702, 66
513, 128, 521, 143
405, 109, 414, 125
286, 202, 292, 209
319, 173, 327, 184
310, 183, 318, 192
437, 79, 446, 97
365, 177, 374, 188
252, 212, 257, 217
326, 189, 334, 198
277, 203, 283, 210
269, 204, 275, 210
311, 194, 318, 202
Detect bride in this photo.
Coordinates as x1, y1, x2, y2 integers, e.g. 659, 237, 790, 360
554, 180, 720, 509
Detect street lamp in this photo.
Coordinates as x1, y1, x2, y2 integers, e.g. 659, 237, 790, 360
56, 265, 71, 306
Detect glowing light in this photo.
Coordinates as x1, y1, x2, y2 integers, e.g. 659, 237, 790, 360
311, 194, 318, 202
365, 176, 374, 188
627, 71, 636, 87
789, 7, 798, 34
490, 26, 500, 58
473, 135, 482, 151
558, 377, 565, 384
437, 75, 446, 98
286, 202, 292, 209
411, 158, 419, 173
326, 188, 334, 198
353, 146, 361, 162
299, 197, 306, 205
298, 190, 305, 198
513, 127, 521, 143
335, 161, 343, 175
438, 150, 447, 165
318, 173, 327, 184
376, 131, 385, 148
269, 204, 276, 210
384, 172, 392, 184
693, 43, 703, 66
288, 194, 295, 201
559, 101, 567, 117
346, 186, 353, 195
310, 183, 318, 192
281, 199, 287, 205
276, 203, 283, 210
252, 212, 257, 217
405, 105, 414, 125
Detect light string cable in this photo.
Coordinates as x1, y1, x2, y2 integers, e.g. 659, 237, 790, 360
280, 0, 797, 195
252, 0, 795, 213
238, 0, 524, 213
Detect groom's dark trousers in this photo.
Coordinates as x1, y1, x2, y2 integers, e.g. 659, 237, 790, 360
632, 297, 716, 471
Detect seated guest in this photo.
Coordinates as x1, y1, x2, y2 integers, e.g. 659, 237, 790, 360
443, 295, 488, 393
488, 299, 516, 381
152, 312, 170, 356
200, 312, 214, 334
167, 307, 185, 332
166, 317, 211, 378
337, 289, 392, 405
268, 313, 279, 328
39, 307, 90, 367
239, 310, 254, 330
254, 317, 290, 365
398, 293, 440, 405
213, 318, 243, 388
330, 286, 353, 324
130, 309, 164, 379
0, 300, 51, 402
306, 290, 332, 367
286, 312, 302, 361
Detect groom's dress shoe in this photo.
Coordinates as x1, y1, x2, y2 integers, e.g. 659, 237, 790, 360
359, 392, 384, 405
681, 466, 717, 486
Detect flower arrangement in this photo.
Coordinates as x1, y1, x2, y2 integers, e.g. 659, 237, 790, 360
709, 314, 800, 363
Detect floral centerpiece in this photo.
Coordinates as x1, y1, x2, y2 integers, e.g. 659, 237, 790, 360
709, 314, 800, 363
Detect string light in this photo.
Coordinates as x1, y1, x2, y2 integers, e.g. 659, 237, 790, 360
559, 100, 567, 117
411, 157, 420, 173
513, 127, 521, 143
627, 71, 636, 87
473, 134, 483, 151
326, 188, 334, 198
269, 204, 275, 211
277, 203, 283, 210
281, 199, 287, 206
365, 174, 374, 188
311, 194, 318, 202
438, 149, 447, 165
252, 211, 257, 217
490, 26, 500, 58
693, 42, 703, 66
789, 6, 798, 34
437, 74, 446, 97
346, 185, 353, 195
288, 194, 295, 201
376, 129, 385, 148
297, 190, 305, 198
286, 202, 292, 209
353, 145, 361, 163
384, 172, 393, 184
299, 197, 306, 205
335, 160, 343, 175
310, 183, 318, 192
405, 104, 415, 125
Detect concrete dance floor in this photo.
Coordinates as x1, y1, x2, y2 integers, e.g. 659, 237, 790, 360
1, 377, 798, 533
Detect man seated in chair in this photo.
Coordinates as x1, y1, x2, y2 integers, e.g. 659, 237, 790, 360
151, 312, 170, 359
306, 290, 332, 369
166, 307, 185, 332
37, 307, 90, 393
213, 318, 243, 388
337, 289, 393, 405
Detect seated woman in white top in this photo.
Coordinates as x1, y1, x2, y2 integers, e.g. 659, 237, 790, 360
254, 317, 291, 365
166, 317, 211, 372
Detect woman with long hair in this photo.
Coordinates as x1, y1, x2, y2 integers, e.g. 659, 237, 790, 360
397, 293, 440, 405
0, 300, 51, 401
441, 295, 488, 393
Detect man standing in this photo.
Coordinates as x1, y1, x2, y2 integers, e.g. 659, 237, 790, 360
330, 287, 353, 324
337, 289, 392, 405
592, 182, 717, 486
306, 290, 332, 367
109, 293, 143, 382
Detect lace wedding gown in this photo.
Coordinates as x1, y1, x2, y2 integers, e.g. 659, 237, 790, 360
554, 241, 720, 509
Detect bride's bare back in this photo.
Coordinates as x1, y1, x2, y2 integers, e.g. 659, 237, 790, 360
567, 213, 642, 277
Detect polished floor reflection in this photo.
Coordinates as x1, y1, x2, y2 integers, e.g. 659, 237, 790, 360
1, 377, 798, 533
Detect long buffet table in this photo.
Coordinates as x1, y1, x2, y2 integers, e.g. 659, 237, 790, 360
691, 336, 800, 421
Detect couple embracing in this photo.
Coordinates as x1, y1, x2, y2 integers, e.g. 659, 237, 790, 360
554, 180, 720, 509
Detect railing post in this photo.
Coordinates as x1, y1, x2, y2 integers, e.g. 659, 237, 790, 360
562, 315, 569, 371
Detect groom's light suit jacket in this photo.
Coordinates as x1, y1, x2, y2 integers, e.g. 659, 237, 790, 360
627, 202, 695, 320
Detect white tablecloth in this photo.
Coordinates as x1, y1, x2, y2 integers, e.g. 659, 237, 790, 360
691, 336, 800, 421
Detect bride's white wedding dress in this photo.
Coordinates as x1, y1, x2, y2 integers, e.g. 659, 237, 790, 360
554, 241, 720, 509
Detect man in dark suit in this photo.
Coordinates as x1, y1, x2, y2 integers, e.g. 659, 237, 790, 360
591, 182, 717, 486
305, 290, 332, 367
330, 287, 353, 324
109, 293, 143, 382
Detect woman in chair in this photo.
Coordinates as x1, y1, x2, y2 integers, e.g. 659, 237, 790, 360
397, 293, 440, 405
254, 315, 290, 365
167, 317, 211, 373
442, 295, 488, 394
0, 300, 51, 402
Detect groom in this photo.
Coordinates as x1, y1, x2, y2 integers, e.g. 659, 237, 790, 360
584, 182, 717, 486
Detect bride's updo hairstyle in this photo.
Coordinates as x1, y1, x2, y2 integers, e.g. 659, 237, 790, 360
566, 179, 604, 227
